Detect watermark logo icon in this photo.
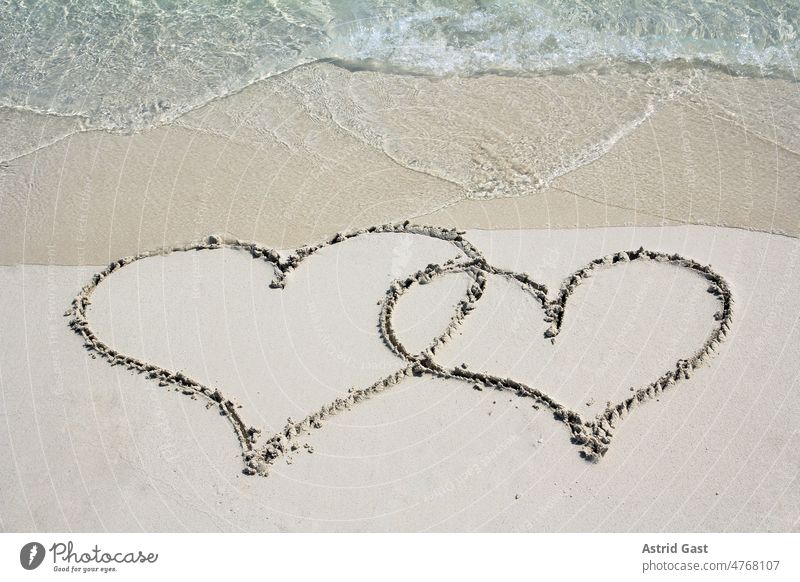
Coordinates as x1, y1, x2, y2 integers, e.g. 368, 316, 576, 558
20, 542, 46, 570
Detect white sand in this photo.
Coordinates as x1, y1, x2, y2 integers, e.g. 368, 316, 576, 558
1, 225, 797, 532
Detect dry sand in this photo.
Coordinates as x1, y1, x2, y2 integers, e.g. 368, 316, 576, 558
1, 225, 797, 532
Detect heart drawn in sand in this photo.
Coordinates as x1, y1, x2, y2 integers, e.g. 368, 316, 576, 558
66, 223, 732, 476
381, 247, 733, 461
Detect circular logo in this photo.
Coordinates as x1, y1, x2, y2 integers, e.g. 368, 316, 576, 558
20, 542, 45, 570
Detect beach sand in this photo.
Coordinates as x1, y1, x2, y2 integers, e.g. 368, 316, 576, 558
1, 62, 798, 532
2, 64, 799, 266
1, 225, 798, 532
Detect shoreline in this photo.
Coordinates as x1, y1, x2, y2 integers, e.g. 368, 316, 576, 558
2, 62, 798, 266
7, 55, 799, 136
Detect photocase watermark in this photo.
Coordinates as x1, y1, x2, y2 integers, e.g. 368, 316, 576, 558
18, 540, 158, 574
423, 433, 520, 503
20, 542, 46, 570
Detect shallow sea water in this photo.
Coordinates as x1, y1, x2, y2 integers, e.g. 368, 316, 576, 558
0, 0, 797, 131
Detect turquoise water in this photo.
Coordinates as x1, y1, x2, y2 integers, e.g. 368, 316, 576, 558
1, 0, 798, 130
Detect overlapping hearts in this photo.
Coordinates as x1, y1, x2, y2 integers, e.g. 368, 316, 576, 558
66, 223, 732, 476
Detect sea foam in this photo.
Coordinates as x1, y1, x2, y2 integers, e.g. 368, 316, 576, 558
0, 0, 797, 132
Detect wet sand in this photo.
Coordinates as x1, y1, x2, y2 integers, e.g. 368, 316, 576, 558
1, 63, 799, 266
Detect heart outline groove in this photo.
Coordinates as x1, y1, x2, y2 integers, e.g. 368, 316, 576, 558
66, 223, 733, 476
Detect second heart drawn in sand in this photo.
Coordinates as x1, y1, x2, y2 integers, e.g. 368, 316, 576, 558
66, 223, 733, 476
